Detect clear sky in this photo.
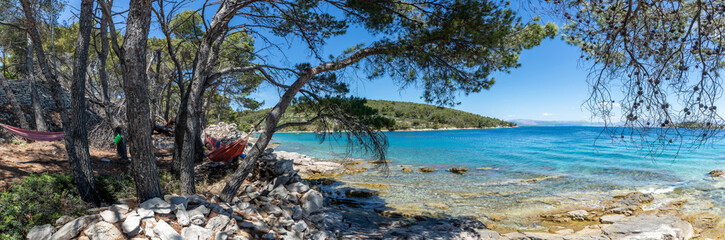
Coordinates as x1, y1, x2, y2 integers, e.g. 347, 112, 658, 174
54, 0, 691, 122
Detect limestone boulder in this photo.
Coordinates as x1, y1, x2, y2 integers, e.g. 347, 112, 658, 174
26, 224, 54, 240
83, 221, 124, 240
50, 215, 95, 240
139, 197, 173, 214
602, 214, 694, 240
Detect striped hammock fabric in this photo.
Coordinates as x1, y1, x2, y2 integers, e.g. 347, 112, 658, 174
0, 123, 65, 141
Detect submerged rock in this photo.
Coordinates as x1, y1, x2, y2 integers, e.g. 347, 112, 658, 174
368, 160, 391, 164
449, 167, 468, 174
345, 189, 378, 198
709, 169, 724, 177
419, 167, 436, 173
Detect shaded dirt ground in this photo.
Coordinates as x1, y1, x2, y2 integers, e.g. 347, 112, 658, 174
0, 139, 174, 187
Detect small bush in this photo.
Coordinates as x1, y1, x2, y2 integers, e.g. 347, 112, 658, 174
97, 170, 181, 201
0, 174, 90, 239
159, 170, 181, 195
96, 172, 136, 201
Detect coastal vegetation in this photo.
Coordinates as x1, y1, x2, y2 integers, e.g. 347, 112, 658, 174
0, 0, 555, 233
0, 0, 724, 239
236, 99, 516, 132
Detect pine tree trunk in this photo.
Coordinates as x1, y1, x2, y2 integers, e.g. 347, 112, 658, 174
27, 34, 47, 131
163, 81, 172, 122
0, 70, 29, 130
121, 0, 164, 202
21, 0, 101, 205
67, 0, 100, 205
176, 1, 240, 195
220, 47, 383, 202
99, 5, 127, 161
221, 72, 314, 202
172, 90, 190, 175
149, 50, 162, 123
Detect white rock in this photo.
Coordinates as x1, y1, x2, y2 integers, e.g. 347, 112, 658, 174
567, 210, 589, 221
282, 232, 302, 240
100, 209, 124, 223
215, 231, 229, 240
243, 185, 257, 193
54, 216, 73, 227
169, 196, 188, 209
600, 214, 626, 224
189, 205, 210, 217
291, 205, 303, 220
145, 225, 157, 239
474, 229, 502, 239
51, 215, 95, 240
191, 215, 206, 226
137, 208, 155, 219
206, 215, 231, 232
153, 220, 182, 240
121, 214, 142, 236
602, 214, 694, 240
224, 218, 240, 233
262, 230, 277, 240
285, 182, 309, 193
83, 221, 124, 240
140, 198, 173, 214
174, 204, 190, 226
311, 231, 330, 240
301, 190, 324, 216
110, 204, 130, 213
269, 186, 290, 201
181, 225, 212, 240
27, 224, 54, 240
291, 221, 307, 233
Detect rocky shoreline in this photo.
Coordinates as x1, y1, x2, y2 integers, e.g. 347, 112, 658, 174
25, 147, 504, 240
25, 133, 721, 239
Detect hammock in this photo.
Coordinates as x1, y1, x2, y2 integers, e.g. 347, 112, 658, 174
204, 134, 251, 163
0, 123, 65, 141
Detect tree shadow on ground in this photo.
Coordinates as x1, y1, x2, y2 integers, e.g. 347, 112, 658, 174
307, 178, 491, 239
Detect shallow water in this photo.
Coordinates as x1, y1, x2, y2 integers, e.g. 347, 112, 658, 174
272, 126, 725, 230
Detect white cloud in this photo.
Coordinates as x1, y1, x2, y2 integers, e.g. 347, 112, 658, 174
542, 113, 554, 117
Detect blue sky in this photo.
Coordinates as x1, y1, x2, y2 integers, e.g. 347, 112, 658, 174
54, 1, 631, 122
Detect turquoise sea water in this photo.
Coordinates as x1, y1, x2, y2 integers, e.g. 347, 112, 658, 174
271, 126, 725, 229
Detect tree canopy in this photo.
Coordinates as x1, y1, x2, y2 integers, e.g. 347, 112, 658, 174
543, 0, 725, 153
0, 0, 558, 203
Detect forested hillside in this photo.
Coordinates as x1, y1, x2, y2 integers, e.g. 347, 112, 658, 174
235, 100, 516, 131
